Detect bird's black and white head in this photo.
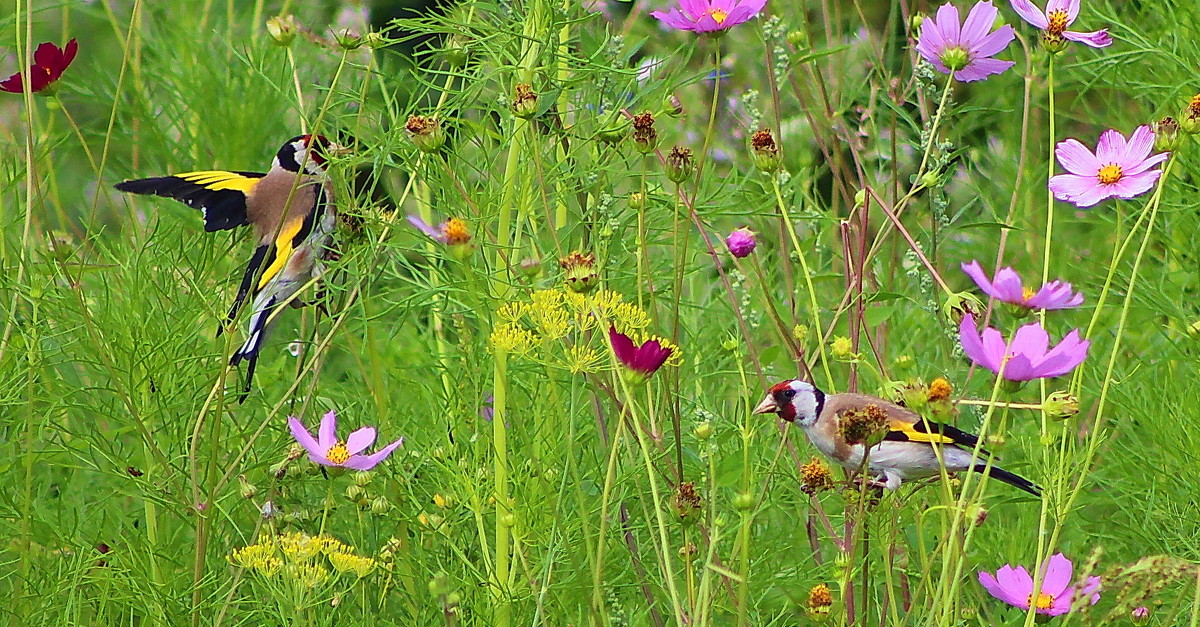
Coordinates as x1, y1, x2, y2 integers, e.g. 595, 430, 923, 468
753, 379, 825, 427
274, 134, 333, 176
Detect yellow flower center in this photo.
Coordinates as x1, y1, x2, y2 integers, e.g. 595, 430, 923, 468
443, 218, 471, 245
1022, 286, 1036, 301
1046, 9, 1068, 35
326, 441, 350, 465
1029, 592, 1054, 610
707, 8, 729, 24
1097, 163, 1123, 185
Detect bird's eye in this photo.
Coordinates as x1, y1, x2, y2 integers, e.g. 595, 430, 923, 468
781, 389, 797, 400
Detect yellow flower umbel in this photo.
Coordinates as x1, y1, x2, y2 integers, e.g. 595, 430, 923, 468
328, 551, 376, 578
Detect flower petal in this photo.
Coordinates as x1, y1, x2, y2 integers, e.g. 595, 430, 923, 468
1094, 128, 1127, 163
1108, 170, 1161, 200
1062, 28, 1112, 47
318, 410, 338, 450
970, 24, 1015, 58
1063, 0, 1081, 23
956, 57, 1014, 81
1122, 150, 1168, 176
934, 3, 962, 45
960, 1, 1000, 44
1048, 173, 1098, 204
1118, 125, 1155, 167
288, 416, 323, 460
1009, 0, 1050, 28
979, 571, 1025, 608
1055, 138, 1102, 175
345, 426, 378, 455
996, 565, 1035, 609
1040, 553, 1074, 598
961, 261, 1000, 299
344, 437, 405, 470
991, 267, 1026, 302
1011, 321, 1050, 360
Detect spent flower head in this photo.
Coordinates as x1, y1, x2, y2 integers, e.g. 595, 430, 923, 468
560, 251, 599, 293
750, 128, 782, 171
651, 0, 768, 34
405, 115, 445, 153
666, 146, 695, 183
609, 325, 676, 382
961, 260, 1084, 310
631, 112, 659, 153
1181, 94, 1200, 134
1, 39, 78, 94
915, 2, 1015, 82
959, 316, 1089, 381
979, 552, 1101, 615
1009, 0, 1112, 50
1048, 125, 1168, 208
288, 411, 404, 471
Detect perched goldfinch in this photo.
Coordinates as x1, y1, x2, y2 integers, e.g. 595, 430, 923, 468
753, 379, 1039, 496
115, 134, 337, 399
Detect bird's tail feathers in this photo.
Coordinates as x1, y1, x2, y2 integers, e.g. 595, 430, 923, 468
229, 293, 279, 403
975, 464, 1041, 497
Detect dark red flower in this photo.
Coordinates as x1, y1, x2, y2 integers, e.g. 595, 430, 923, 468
609, 326, 672, 378
1, 39, 78, 94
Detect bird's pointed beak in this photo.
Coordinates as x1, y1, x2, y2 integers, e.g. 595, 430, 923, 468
752, 395, 778, 415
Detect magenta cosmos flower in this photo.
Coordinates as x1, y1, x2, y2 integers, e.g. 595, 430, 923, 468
979, 552, 1101, 616
959, 316, 1088, 381
961, 261, 1083, 310
725, 227, 757, 258
916, 2, 1015, 82
1, 39, 78, 94
1048, 125, 1168, 208
288, 411, 404, 470
609, 326, 673, 378
1009, 0, 1112, 48
651, 0, 767, 34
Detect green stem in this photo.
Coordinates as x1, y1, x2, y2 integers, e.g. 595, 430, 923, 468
772, 177, 834, 390
492, 349, 512, 627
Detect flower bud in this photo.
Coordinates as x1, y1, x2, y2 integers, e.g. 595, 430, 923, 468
725, 227, 757, 258
500, 513, 516, 527
909, 14, 925, 32
266, 15, 299, 46
353, 471, 374, 486
596, 118, 628, 144
854, 189, 867, 208
628, 192, 646, 210
1131, 607, 1150, 624
732, 491, 755, 512
238, 475, 258, 499
368, 496, 389, 514
363, 31, 387, 49
1154, 116, 1182, 152
334, 28, 363, 50
830, 336, 854, 360
663, 94, 684, 118
517, 257, 541, 278
1183, 95, 1200, 134
513, 83, 538, 118
444, 36, 469, 68
345, 484, 366, 503
693, 422, 714, 440
560, 251, 599, 293
1043, 391, 1079, 419
787, 30, 808, 49
919, 170, 941, 189
433, 493, 454, 509
897, 381, 929, 414
792, 325, 808, 344
750, 128, 781, 172
666, 146, 694, 183
631, 111, 658, 154
405, 115, 445, 153
968, 504, 988, 527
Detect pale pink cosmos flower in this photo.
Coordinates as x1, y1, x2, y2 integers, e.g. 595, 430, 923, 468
915, 2, 1016, 82
961, 261, 1083, 310
1009, 0, 1112, 48
959, 316, 1089, 381
1048, 125, 1168, 208
651, 0, 767, 34
288, 410, 404, 471
979, 553, 1101, 616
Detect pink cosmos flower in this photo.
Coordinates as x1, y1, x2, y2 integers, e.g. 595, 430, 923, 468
288, 411, 404, 470
1, 39, 78, 94
651, 0, 767, 34
961, 261, 1083, 310
1048, 125, 1168, 208
978, 552, 1101, 616
915, 2, 1015, 82
1009, 0, 1112, 48
725, 227, 757, 258
609, 326, 673, 378
959, 316, 1089, 381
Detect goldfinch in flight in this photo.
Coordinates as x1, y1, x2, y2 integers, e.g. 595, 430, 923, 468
115, 134, 337, 399
753, 379, 1039, 496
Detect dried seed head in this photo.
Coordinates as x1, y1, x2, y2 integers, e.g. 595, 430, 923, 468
631, 112, 658, 154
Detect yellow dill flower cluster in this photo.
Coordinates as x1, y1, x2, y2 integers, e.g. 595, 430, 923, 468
228, 532, 378, 585
488, 288, 662, 374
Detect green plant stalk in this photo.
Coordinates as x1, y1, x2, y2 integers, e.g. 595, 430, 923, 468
619, 384, 686, 625
554, 0, 571, 231
772, 177, 834, 390
1023, 158, 1176, 627
638, 161, 650, 312
734, 353, 753, 627
492, 348, 512, 627
590, 405, 626, 625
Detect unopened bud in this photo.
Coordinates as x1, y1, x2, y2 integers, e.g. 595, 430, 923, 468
725, 227, 756, 258
238, 475, 258, 499
363, 31, 387, 49
909, 14, 925, 33
628, 192, 646, 210
353, 471, 374, 486
854, 189, 867, 207
663, 94, 684, 118
1131, 607, 1150, 624
830, 336, 854, 360
266, 15, 299, 46
334, 28, 363, 50
732, 491, 755, 512
370, 496, 391, 515
919, 170, 941, 189
693, 422, 714, 440
1043, 391, 1079, 419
